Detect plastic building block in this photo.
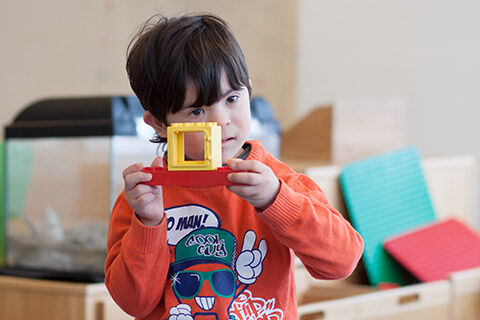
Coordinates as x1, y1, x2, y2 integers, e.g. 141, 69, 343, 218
167, 122, 221, 171
384, 219, 480, 282
142, 166, 236, 187
339, 146, 436, 286
141, 122, 243, 186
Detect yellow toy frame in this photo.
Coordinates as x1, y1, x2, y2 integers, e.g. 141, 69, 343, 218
167, 122, 222, 171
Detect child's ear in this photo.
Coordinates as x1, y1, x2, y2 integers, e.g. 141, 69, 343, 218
143, 111, 167, 138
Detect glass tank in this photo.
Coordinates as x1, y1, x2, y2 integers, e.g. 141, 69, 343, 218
1, 96, 158, 282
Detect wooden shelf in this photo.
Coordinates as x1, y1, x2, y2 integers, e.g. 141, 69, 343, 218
0, 275, 132, 320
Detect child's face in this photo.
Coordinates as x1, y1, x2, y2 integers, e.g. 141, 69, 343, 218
164, 71, 251, 163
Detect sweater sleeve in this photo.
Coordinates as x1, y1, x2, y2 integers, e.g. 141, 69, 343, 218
104, 192, 171, 318
256, 174, 364, 280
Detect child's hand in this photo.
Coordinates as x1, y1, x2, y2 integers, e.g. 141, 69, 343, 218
226, 158, 280, 210
123, 156, 164, 226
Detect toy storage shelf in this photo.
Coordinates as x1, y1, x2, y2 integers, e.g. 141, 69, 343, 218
298, 280, 451, 320
0, 275, 132, 320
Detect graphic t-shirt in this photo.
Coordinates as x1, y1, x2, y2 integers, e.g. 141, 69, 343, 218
105, 140, 364, 320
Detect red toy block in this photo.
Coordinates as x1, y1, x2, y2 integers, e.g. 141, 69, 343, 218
384, 219, 480, 282
142, 166, 238, 187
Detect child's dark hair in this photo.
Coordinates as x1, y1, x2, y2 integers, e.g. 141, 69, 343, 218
126, 14, 251, 143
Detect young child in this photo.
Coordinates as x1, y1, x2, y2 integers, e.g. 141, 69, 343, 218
105, 14, 364, 320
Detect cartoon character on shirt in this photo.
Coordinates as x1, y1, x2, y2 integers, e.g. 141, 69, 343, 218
168, 228, 267, 320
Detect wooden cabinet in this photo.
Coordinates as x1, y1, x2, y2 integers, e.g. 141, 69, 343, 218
0, 275, 132, 320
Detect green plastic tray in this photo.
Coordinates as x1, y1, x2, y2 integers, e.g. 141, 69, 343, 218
340, 146, 436, 285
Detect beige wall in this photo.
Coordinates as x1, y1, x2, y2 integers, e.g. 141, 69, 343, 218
297, 0, 480, 159
0, 0, 297, 137
5, 0, 478, 163
297, 0, 480, 223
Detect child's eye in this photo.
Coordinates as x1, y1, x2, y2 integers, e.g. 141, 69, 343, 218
190, 108, 204, 116
226, 95, 238, 104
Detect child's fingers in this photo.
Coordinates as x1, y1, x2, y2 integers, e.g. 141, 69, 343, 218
122, 163, 144, 179
227, 184, 257, 197
128, 183, 159, 200
134, 190, 157, 206
227, 159, 265, 173
228, 171, 261, 186
124, 171, 152, 191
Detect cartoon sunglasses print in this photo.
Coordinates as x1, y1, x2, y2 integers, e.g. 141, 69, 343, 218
172, 269, 237, 299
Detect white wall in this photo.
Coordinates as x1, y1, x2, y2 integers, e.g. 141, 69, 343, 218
297, 0, 480, 160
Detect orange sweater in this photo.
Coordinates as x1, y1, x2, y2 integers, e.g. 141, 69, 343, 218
105, 140, 363, 320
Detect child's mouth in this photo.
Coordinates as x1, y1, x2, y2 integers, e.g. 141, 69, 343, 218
222, 137, 234, 148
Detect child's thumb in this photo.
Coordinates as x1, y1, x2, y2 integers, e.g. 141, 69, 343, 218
150, 156, 163, 168
227, 158, 243, 169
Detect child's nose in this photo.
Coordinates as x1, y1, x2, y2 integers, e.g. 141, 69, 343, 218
209, 109, 231, 127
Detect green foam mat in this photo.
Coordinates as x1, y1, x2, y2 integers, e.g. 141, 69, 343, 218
340, 146, 436, 285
